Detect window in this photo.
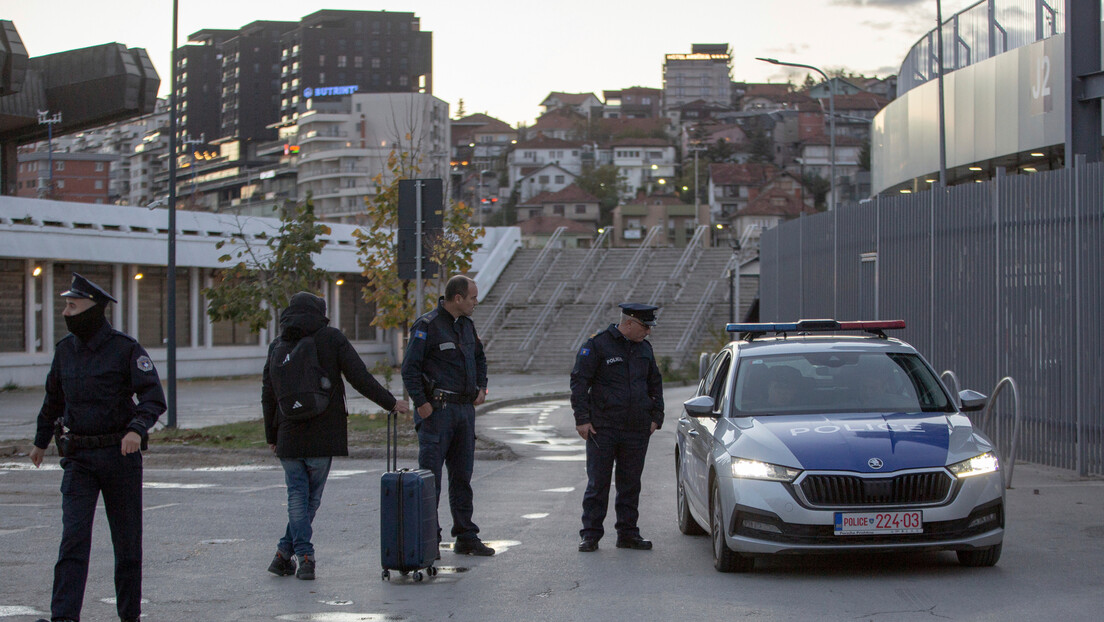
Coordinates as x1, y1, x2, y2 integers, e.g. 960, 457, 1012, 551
355, 56, 363, 68
574, 204, 586, 214
95, 162, 105, 171
95, 180, 103, 189
372, 58, 381, 69
538, 175, 549, 184
57, 180, 65, 188
337, 55, 346, 67
56, 161, 65, 171
319, 55, 325, 65
554, 175, 565, 184
553, 205, 565, 215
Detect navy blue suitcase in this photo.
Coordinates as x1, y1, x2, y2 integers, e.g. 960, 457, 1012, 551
380, 410, 437, 581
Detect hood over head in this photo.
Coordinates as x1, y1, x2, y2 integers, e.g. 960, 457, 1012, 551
279, 291, 329, 340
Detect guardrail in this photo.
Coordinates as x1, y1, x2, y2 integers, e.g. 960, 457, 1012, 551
480, 282, 517, 341
675, 280, 717, 356
618, 226, 663, 280
522, 227, 566, 281
668, 225, 708, 281
571, 227, 612, 281
978, 376, 1022, 490
519, 281, 567, 354
571, 282, 616, 351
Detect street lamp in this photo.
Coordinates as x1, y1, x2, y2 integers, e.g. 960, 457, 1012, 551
37, 110, 62, 197
757, 57, 835, 210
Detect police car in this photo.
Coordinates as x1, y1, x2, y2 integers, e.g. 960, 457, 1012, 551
675, 320, 1004, 572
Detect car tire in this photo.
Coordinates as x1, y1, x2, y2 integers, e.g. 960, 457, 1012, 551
676, 458, 706, 536
956, 543, 1002, 567
711, 481, 754, 573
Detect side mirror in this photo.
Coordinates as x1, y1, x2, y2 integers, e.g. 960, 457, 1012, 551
684, 395, 716, 417
959, 389, 988, 412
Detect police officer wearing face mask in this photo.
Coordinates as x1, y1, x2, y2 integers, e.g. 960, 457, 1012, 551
30, 273, 166, 622
571, 303, 664, 553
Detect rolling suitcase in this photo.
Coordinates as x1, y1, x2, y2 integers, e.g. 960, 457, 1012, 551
380, 409, 438, 581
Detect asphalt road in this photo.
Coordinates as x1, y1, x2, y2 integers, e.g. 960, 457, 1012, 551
1, 386, 1102, 621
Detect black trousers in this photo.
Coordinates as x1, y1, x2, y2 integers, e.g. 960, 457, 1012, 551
417, 402, 480, 541
53, 447, 143, 621
580, 426, 651, 540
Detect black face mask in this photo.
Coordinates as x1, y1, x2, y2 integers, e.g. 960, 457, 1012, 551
64, 303, 107, 342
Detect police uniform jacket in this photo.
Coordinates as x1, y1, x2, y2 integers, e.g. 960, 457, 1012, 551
34, 321, 166, 449
401, 299, 488, 413
570, 324, 664, 432
262, 292, 397, 459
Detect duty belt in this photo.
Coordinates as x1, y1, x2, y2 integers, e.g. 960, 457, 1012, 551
66, 432, 126, 449
432, 388, 473, 404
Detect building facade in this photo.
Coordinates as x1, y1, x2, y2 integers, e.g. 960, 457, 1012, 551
663, 44, 732, 112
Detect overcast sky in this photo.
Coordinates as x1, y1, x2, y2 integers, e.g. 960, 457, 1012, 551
5, 0, 975, 126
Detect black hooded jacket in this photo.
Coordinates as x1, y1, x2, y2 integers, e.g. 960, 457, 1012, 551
262, 292, 397, 458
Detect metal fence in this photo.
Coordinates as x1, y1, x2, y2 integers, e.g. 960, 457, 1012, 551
760, 160, 1103, 476
898, 0, 1066, 96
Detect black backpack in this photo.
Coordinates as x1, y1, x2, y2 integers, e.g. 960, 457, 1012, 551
269, 333, 333, 421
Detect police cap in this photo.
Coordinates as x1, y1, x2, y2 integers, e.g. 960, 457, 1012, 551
619, 302, 658, 326
60, 273, 117, 305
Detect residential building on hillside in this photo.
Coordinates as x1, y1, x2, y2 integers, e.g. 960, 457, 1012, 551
610, 138, 677, 197
540, 92, 602, 117
516, 184, 600, 227
663, 44, 732, 112
612, 192, 707, 248
508, 135, 585, 192
527, 109, 585, 141
450, 113, 516, 171
516, 164, 578, 203
723, 181, 816, 243
603, 87, 662, 118
707, 162, 810, 218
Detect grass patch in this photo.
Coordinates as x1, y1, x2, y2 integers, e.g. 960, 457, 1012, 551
149, 410, 416, 450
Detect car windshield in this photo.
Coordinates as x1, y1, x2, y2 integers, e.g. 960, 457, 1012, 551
731, 351, 953, 415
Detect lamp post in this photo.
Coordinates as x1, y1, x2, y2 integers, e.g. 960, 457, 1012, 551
165, 0, 179, 428
756, 57, 835, 210
37, 110, 62, 197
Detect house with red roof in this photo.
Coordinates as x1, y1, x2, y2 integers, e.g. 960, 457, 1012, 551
707, 162, 811, 220
540, 91, 603, 117
516, 183, 601, 227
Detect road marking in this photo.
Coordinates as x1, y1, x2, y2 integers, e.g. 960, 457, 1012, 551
144, 482, 216, 489
143, 503, 180, 512
0, 605, 45, 616
0, 462, 60, 471
0, 525, 47, 536
522, 513, 550, 519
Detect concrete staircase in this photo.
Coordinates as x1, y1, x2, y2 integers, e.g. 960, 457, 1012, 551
474, 238, 744, 375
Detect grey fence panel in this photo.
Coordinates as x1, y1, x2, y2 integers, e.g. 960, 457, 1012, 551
1077, 162, 1104, 475
759, 161, 1101, 476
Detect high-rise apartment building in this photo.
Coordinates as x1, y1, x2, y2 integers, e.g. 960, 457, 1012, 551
174, 10, 432, 148
663, 44, 732, 112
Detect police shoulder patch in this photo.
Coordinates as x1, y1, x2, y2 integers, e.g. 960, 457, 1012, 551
414, 330, 427, 340
136, 355, 154, 372
579, 347, 591, 356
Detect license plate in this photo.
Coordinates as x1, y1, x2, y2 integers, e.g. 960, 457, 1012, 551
834, 510, 923, 535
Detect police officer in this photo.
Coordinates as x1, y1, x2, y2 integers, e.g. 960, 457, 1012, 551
30, 273, 165, 622
401, 275, 495, 557
571, 302, 664, 552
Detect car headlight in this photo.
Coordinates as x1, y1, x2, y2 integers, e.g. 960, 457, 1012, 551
731, 458, 802, 482
948, 452, 1000, 478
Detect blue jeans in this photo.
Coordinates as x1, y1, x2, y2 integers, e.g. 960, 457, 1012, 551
417, 402, 480, 541
278, 456, 332, 558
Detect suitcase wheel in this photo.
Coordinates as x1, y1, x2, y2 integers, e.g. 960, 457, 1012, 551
427, 566, 438, 577
413, 571, 424, 582
382, 569, 390, 581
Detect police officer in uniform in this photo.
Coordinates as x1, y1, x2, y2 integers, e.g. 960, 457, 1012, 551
402, 275, 495, 557
30, 273, 166, 622
571, 303, 664, 552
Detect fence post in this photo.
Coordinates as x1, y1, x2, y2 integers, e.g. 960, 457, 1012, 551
1074, 155, 1086, 476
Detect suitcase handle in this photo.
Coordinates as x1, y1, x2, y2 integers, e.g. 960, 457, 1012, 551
386, 409, 399, 472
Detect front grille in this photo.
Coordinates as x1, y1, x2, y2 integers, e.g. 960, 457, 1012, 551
799, 471, 952, 507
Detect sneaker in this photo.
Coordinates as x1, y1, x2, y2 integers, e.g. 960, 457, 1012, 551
267, 551, 296, 576
296, 554, 316, 580
454, 538, 495, 556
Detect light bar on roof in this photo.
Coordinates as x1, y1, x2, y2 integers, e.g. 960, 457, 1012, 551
726, 319, 906, 333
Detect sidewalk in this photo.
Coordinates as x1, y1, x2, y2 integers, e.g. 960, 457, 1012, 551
0, 373, 570, 442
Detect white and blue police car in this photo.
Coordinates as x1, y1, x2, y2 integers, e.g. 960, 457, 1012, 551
676, 319, 1004, 572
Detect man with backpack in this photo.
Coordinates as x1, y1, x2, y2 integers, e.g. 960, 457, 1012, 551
262, 291, 409, 580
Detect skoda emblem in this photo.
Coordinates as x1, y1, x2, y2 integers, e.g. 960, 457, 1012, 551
868, 457, 884, 469
303, 87, 313, 99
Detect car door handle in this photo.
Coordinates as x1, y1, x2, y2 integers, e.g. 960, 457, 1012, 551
687, 429, 699, 437
678, 417, 691, 426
